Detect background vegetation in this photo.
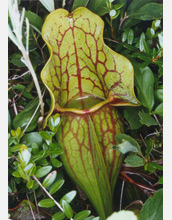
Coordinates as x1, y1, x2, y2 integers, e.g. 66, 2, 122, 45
8, 0, 163, 219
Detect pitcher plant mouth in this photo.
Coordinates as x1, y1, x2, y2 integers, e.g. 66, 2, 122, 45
41, 7, 140, 127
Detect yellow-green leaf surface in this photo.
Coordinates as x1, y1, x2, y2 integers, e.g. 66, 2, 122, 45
41, 7, 139, 125
57, 113, 112, 219
41, 7, 140, 219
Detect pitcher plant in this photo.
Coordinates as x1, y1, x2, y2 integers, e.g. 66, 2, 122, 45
41, 7, 139, 219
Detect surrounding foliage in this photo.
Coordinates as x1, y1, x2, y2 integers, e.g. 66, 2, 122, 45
8, 0, 163, 219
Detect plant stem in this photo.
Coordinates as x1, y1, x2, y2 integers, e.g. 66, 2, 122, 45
33, 175, 74, 220
26, 192, 36, 220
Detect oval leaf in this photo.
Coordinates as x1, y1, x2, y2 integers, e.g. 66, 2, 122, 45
60, 190, 77, 205
52, 211, 65, 220
62, 200, 73, 218
38, 198, 55, 208
49, 179, 65, 195
139, 189, 163, 220
74, 210, 91, 220
42, 171, 57, 188
35, 166, 52, 178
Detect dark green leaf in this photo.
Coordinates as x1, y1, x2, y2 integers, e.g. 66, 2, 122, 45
139, 189, 163, 220
13, 99, 40, 132
159, 176, 163, 184
60, 191, 77, 205
11, 84, 34, 99
72, 0, 90, 11
38, 199, 55, 208
52, 212, 65, 220
155, 89, 163, 102
128, 3, 163, 21
9, 53, 25, 67
124, 107, 142, 130
42, 171, 57, 188
25, 11, 43, 30
127, 0, 158, 15
125, 155, 144, 167
26, 180, 34, 189
30, 143, 39, 155
134, 66, 155, 112
145, 139, 153, 156
153, 103, 163, 117
127, 29, 134, 45
39, 131, 52, 141
51, 158, 62, 168
87, 0, 109, 16
22, 132, 43, 147
35, 166, 52, 178
62, 200, 73, 218
132, 52, 152, 62
74, 210, 91, 220
49, 179, 65, 195
115, 134, 141, 152
9, 144, 23, 152
139, 33, 146, 52
139, 111, 158, 127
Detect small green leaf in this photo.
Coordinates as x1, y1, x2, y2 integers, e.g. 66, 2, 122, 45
124, 107, 142, 130
35, 166, 52, 178
13, 99, 40, 132
139, 111, 158, 127
9, 144, 23, 152
139, 189, 163, 220
62, 200, 73, 218
25, 11, 43, 30
9, 53, 26, 67
122, 31, 128, 43
12, 170, 21, 178
115, 134, 141, 152
128, 3, 163, 21
159, 176, 163, 184
142, 39, 150, 55
42, 171, 57, 188
48, 114, 60, 133
114, 140, 139, 154
26, 179, 34, 189
155, 89, 163, 102
60, 190, 77, 205
145, 138, 153, 156
153, 103, 163, 117
127, 29, 134, 45
72, 0, 90, 11
125, 155, 144, 167
38, 199, 55, 208
134, 66, 155, 112
39, 131, 52, 141
18, 145, 31, 166
51, 158, 62, 168
127, 0, 158, 15
152, 19, 161, 31
22, 132, 43, 147
49, 179, 65, 195
74, 210, 91, 220
52, 211, 65, 220
87, 0, 109, 16
17, 164, 27, 180
139, 33, 146, 51
30, 143, 39, 155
